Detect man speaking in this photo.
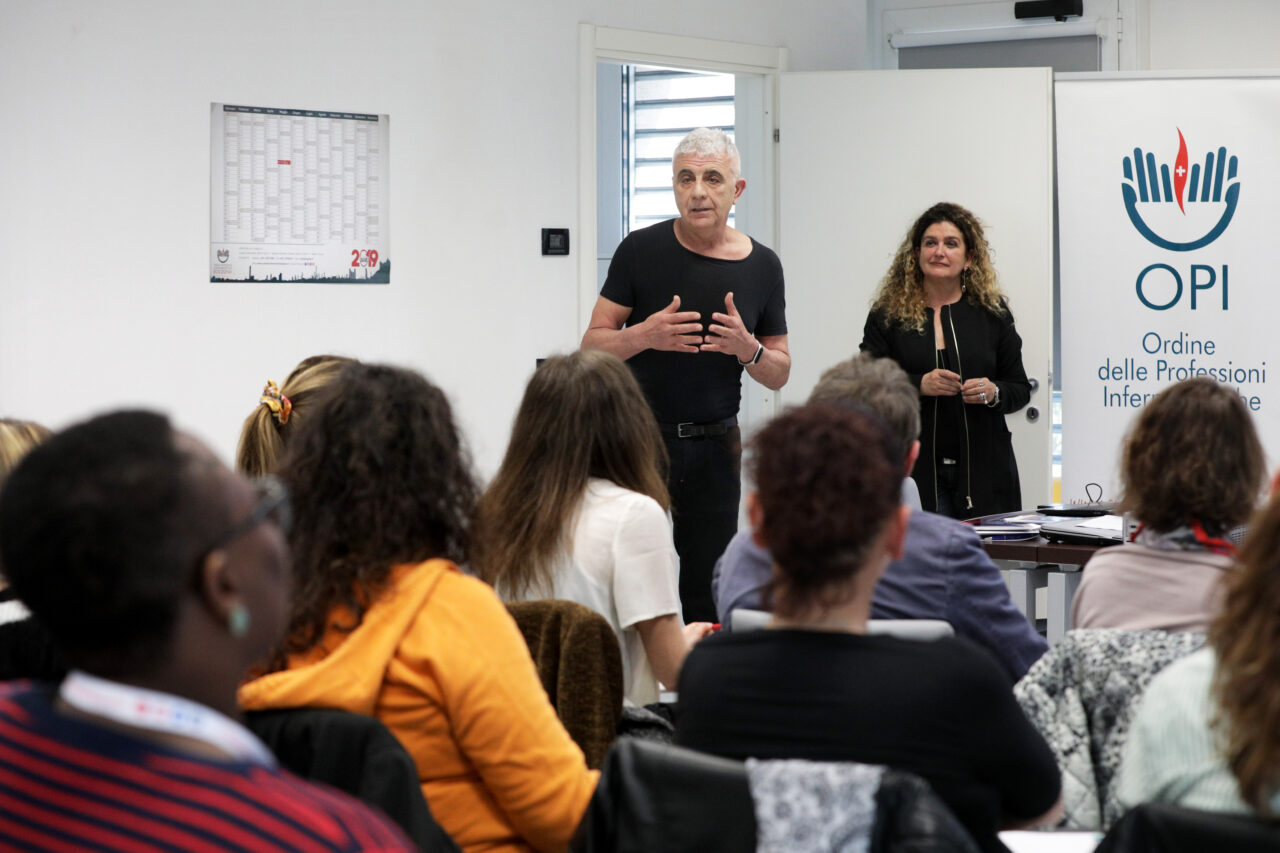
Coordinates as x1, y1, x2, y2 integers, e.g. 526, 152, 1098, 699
582, 127, 789, 623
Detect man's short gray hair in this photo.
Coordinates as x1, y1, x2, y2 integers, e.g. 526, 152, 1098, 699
808, 354, 921, 465
673, 127, 740, 180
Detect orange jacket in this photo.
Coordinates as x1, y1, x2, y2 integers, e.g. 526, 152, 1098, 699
240, 559, 598, 853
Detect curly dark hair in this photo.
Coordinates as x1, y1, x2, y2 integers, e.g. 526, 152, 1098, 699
1120, 377, 1263, 535
0, 410, 227, 677
268, 363, 480, 669
751, 404, 901, 618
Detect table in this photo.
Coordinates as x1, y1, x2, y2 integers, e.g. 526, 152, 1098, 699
984, 537, 1109, 645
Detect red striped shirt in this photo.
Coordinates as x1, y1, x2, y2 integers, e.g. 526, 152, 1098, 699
0, 684, 412, 852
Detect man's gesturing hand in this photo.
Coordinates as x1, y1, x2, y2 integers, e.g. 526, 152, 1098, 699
702, 292, 758, 362
639, 295, 704, 353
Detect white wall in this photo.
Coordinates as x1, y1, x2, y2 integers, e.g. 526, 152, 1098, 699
0, 1, 866, 476
1148, 0, 1280, 70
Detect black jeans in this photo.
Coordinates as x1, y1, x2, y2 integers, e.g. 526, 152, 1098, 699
663, 427, 742, 624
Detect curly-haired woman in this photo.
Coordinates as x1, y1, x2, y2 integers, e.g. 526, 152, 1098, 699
238, 363, 596, 853
1072, 377, 1264, 632
860, 202, 1030, 518
1119, 479, 1280, 815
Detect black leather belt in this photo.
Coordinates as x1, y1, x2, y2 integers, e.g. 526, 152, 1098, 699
660, 418, 737, 439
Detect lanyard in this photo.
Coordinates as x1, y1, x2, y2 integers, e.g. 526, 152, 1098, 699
1129, 520, 1238, 557
59, 670, 276, 767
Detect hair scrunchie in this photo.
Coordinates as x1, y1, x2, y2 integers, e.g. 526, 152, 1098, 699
259, 380, 292, 425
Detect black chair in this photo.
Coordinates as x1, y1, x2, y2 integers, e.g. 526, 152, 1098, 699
246, 707, 459, 852
1095, 802, 1280, 852
572, 738, 978, 853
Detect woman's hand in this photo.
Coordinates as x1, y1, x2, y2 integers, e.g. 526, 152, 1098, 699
683, 622, 717, 646
961, 377, 997, 406
921, 369, 962, 396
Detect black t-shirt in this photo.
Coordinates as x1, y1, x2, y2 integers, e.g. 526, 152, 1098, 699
674, 630, 1060, 853
600, 220, 787, 424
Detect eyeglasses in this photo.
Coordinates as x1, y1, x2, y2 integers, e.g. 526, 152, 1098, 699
206, 475, 292, 554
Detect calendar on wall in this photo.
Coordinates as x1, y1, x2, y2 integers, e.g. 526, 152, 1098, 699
210, 103, 390, 284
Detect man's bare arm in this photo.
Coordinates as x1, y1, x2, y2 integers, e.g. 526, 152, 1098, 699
746, 334, 790, 391
581, 294, 703, 360
703, 292, 790, 390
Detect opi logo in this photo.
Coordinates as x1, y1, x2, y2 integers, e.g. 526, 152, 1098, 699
216, 249, 230, 263
1122, 129, 1240, 251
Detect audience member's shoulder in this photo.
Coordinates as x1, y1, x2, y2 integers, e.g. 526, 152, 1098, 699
915, 508, 980, 539
0, 678, 49, 712
908, 509, 980, 550
259, 766, 415, 850
586, 478, 664, 516
1146, 645, 1214, 698
901, 634, 1016, 689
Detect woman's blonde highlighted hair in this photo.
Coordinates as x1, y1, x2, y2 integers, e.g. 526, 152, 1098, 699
0, 419, 52, 485
236, 355, 356, 477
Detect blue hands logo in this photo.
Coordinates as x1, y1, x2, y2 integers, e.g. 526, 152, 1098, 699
1122, 129, 1239, 251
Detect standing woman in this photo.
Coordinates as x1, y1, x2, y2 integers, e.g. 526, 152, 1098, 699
861, 202, 1030, 518
474, 350, 712, 707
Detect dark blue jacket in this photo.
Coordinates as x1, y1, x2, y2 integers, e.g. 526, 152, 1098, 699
711, 508, 1048, 681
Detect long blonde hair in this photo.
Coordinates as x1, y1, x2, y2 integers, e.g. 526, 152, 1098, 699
473, 351, 668, 598
236, 355, 355, 477
869, 202, 1009, 332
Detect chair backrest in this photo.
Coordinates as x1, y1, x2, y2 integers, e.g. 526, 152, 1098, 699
245, 707, 460, 852
729, 608, 954, 640
505, 599, 624, 769
1095, 802, 1280, 852
573, 739, 756, 853
574, 739, 980, 853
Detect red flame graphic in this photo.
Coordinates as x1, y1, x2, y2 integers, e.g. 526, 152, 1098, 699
1174, 128, 1188, 214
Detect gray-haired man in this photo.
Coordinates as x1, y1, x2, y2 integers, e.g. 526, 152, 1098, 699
582, 127, 789, 622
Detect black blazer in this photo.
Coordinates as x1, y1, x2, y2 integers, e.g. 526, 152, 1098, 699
862, 297, 1031, 516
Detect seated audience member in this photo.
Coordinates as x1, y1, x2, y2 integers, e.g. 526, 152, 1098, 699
712, 354, 1046, 680
1072, 378, 1264, 631
236, 354, 355, 476
0, 411, 412, 851
676, 404, 1061, 853
239, 363, 597, 853
0, 418, 64, 682
1118, 486, 1280, 815
475, 351, 713, 706
0, 418, 51, 477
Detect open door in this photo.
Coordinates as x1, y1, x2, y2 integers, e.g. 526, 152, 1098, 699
776, 67, 1055, 510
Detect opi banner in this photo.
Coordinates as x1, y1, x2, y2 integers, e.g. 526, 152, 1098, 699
1057, 75, 1280, 503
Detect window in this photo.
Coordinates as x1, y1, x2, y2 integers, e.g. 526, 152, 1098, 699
624, 65, 736, 233
596, 63, 736, 289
